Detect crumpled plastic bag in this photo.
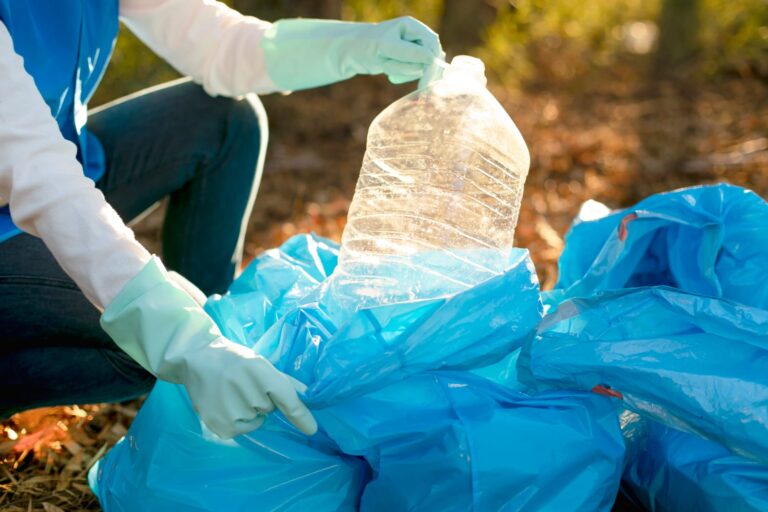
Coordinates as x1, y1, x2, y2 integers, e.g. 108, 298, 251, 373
518, 184, 768, 509
89, 379, 370, 511
621, 412, 768, 512
552, 184, 768, 309
520, 285, 768, 463
520, 184, 768, 462
211, 236, 545, 406
90, 234, 625, 511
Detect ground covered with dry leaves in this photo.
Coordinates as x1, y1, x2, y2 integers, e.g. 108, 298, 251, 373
2, 67, 767, 510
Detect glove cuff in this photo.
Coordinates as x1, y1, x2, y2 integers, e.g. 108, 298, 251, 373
260, 18, 372, 91
103, 255, 168, 313
100, 256, 222, 382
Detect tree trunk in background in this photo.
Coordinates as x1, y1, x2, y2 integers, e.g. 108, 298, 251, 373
230, 0, 342, 19
439, 0, 500, 57
652, 0, 699, 79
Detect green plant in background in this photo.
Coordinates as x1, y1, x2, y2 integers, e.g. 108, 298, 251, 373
343, 0, 442, 25
476, 0, 766, 86
699, 0, 768, 79
92, 0, 767, 107
477, 0, 657, 87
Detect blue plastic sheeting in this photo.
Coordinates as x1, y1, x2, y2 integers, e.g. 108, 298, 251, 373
552, 184, 768, 309
520, 286, 768, 463
89, 380, 369, 512
210, 237, 546, 407
520, 184, 768, 463
90, 234, 625, 511
621, 414, 768, 512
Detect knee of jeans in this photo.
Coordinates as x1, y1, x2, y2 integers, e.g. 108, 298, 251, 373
226, 93, 268, 160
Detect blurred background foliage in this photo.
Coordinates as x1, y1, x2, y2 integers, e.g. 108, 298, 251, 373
93, 0, 768, 106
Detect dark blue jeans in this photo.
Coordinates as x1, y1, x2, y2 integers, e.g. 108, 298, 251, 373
0, 79, 267, 417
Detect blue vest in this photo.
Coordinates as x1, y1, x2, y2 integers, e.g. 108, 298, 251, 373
0, 0, 119, 242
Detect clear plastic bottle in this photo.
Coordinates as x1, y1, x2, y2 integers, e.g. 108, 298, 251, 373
333, 55, 530, 307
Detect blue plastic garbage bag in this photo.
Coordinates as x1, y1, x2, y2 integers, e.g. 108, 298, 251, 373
317, 370, 624, 512
552, 184, 768, 309
212, 238, 544, 407
621, 412, 768, 512
89, 380, 370, 511
90, 233, 626, 511
521, 286, 768, 463
520, 184, 768, 463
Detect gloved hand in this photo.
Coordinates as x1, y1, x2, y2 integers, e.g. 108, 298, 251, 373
100, 257, 317, 439
261, 16, 444, 91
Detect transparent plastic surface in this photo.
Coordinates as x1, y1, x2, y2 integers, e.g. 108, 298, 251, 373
334, 56, 531, 306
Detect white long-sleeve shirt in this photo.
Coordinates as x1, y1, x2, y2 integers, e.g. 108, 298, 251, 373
0, 0, 280, 310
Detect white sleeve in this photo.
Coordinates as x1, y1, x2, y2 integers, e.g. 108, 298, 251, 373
119, 0, 280, 96
0, 23, 151, 311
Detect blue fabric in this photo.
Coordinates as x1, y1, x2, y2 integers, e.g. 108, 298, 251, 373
90, 234, 626, 511
0, 0, 118, 241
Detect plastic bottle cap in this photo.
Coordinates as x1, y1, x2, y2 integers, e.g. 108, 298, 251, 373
443, 55, 487, 87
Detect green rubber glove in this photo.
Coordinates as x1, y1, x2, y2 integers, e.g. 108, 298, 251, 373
261, 16, 444, 91
100, 257, 317, 439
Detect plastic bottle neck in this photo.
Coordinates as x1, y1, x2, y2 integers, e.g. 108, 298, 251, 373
442, 55, 488, 88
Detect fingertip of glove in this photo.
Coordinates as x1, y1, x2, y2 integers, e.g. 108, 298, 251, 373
282, 399, 318, 435
296, 412, 319, 436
